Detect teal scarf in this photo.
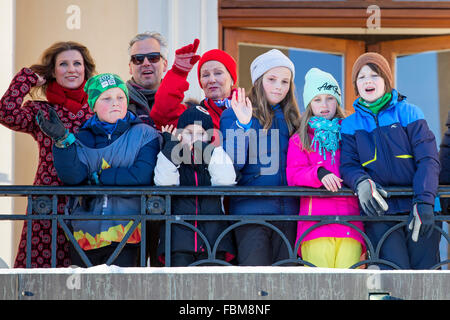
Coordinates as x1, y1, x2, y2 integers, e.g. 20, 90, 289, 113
309, 116, 342, 164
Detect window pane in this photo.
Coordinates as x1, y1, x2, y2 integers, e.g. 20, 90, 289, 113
396, 51, 450, 145
289, 48, 343, 112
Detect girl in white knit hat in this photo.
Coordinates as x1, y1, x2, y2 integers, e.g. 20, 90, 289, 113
219, 49, 301, 266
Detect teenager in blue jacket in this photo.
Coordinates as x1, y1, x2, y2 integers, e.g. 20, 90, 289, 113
340, 52, 441, 270
220, 49, 300, 266
36, 73, 160, 267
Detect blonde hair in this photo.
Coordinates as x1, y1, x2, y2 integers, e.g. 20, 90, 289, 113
297, 99, 346, 153
247, 76, 300, 135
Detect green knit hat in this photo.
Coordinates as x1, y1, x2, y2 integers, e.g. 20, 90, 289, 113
84, 73, 129, 111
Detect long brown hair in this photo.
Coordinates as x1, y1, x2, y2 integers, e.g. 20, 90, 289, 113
297, 101, 346, 153
30, 41, 96, 97
248, 76, 301, 136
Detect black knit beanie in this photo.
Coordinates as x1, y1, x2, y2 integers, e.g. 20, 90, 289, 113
177, 105, 214, 131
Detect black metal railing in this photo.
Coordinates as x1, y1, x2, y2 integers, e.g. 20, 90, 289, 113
1, 185, 449, 269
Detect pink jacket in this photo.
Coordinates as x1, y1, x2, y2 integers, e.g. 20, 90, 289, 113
286, 130, 366, 255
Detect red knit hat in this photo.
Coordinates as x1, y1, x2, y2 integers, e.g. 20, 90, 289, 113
197, 49, 237, 88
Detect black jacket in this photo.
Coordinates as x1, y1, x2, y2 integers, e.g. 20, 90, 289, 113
439, 111, 450, 214
154, 132, 236, 262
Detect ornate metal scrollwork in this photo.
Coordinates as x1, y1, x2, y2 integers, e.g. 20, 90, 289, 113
146, 196, 165, 215
32, 196, 52, 215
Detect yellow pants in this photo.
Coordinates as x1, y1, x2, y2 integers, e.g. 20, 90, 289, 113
301, 237, 362, 269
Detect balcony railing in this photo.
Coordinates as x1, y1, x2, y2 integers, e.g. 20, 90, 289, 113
1, 185, 449, 269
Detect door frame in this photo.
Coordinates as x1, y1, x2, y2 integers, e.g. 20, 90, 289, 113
218, 1, 450, 31
223, 28, 365, 112
368, 35, 450, 75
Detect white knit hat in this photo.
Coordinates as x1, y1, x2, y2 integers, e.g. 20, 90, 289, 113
303, 67, 342, 109
250, 49, 295, 84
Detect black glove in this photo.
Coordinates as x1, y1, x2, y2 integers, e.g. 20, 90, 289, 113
356, 179, 389, 216
161, 132, 180, 162
192, 140, 209, 165
161, 131, 190, 166
408, 203, 435, 242
36, 108, 66, 140
36, 108, 75, 148
440, 197, 449, 215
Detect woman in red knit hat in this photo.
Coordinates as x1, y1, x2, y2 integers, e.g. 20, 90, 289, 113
150, 39, 237, 131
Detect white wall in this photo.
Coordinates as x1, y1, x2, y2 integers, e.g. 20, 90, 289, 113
0, 0, 14, 268
138, 0, 219, 102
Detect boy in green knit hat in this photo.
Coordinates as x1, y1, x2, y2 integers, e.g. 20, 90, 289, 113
36, 73, 160, 267
84, 73, 129, 112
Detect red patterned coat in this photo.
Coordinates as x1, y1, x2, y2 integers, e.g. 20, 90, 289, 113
0, 68, 93, 268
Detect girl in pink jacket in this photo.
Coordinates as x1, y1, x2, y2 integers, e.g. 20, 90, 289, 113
287, 68, 365, 268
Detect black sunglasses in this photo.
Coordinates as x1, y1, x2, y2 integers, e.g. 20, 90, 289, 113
130, 52, 162, 65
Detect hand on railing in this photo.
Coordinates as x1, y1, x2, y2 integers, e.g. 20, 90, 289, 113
320, 173, 343, 193
356, 179, 389, 216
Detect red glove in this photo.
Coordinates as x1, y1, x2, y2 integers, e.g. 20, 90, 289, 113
172, 39, 201, 76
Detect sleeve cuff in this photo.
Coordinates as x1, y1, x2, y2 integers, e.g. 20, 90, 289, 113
236, 119, 252, 131
317, 167, 332, 181
54, 131, 76, 148
171, 65, 190, 78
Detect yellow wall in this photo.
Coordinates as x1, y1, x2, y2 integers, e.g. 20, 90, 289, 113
11, 0, 138, 266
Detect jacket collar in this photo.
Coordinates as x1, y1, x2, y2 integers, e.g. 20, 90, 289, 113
352, 89, 402, 117
82, 111, 140, 136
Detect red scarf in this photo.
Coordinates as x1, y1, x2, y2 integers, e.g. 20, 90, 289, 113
46, 80, 88, 113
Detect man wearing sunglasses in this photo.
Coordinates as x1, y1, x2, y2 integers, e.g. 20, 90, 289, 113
127, 32, 168, 127
126, 32, 168, 267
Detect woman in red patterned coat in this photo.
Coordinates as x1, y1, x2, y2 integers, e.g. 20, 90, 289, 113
0, 41, 96, 268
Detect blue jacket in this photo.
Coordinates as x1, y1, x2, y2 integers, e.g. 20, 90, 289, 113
220, 105, 299, 215
53, 112, 160, 186
52, 111, 160, 250
340, 89, 440, 214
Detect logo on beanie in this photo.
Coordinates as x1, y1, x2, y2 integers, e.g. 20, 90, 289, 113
317, 82, 341, 96
195, 105, 210, 116
99, 74, 117, 88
